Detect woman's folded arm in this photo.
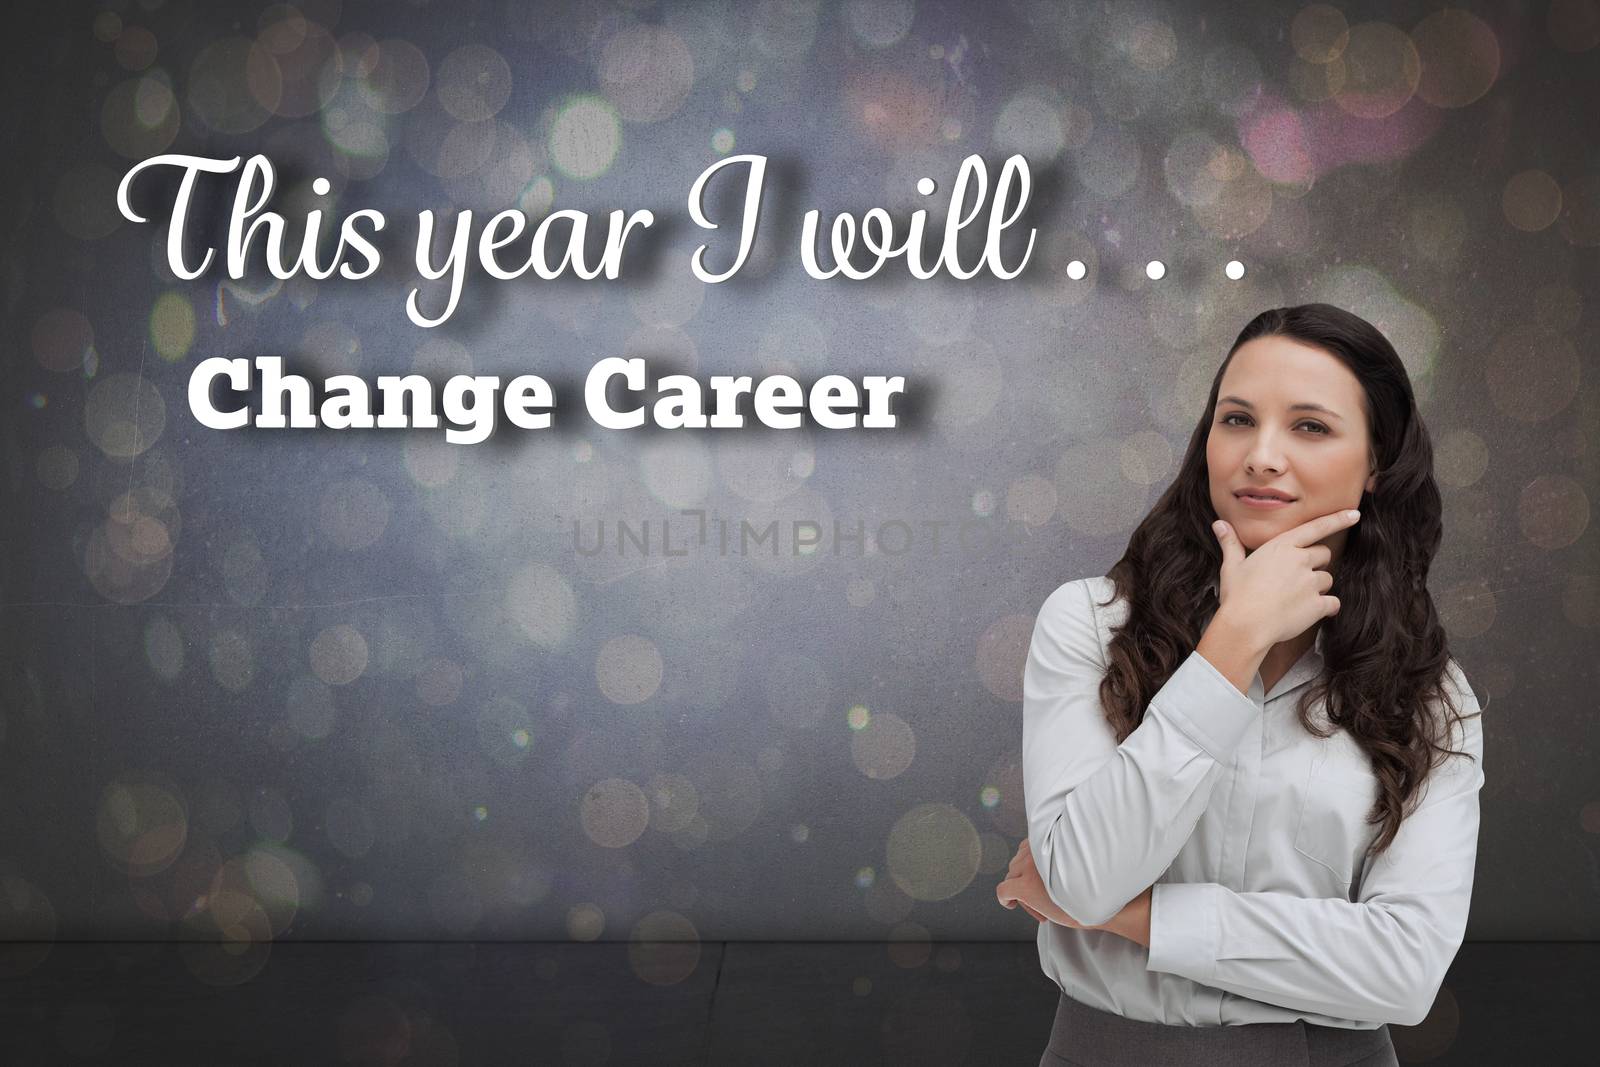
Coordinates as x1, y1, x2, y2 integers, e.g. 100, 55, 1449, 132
1144, 691, 1484, 1027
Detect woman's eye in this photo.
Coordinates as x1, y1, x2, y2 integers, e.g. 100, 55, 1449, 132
1219, 413, 1328, 435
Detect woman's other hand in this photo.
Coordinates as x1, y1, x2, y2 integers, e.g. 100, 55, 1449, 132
995, 838, 1085, 928
996, 839, 1153, 946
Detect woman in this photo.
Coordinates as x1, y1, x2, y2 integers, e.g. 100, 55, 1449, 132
995, 303, 1484, 1066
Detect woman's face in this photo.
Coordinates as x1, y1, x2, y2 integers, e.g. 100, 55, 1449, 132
1206, 335, 1376, 559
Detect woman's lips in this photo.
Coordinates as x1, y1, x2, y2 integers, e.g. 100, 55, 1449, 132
1235, 493, 1295, 509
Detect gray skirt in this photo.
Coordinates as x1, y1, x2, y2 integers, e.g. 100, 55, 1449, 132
1041, 992, 1399, 1067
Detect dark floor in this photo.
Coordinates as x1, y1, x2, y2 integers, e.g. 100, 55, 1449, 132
0, 941, 1589, 1065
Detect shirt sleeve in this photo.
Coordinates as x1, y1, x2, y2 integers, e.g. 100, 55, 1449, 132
1022, 578, 1263, 928
1144, 666, 1485, 1027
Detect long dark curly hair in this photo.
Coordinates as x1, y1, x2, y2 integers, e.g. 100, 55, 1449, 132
1097, 302, 1479, 858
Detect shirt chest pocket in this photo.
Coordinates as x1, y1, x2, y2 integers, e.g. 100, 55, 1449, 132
1292, 739, 1381, 897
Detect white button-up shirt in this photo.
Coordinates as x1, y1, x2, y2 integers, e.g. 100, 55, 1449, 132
1022, 575, 1484, 1029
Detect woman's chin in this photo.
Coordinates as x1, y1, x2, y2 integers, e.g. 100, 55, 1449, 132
1228, 510, 1289, 547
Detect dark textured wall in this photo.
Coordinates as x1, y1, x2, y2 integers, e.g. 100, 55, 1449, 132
1, 0, 1596, 975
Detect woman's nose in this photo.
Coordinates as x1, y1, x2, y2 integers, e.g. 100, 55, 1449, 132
1245, 436, 1286, 475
